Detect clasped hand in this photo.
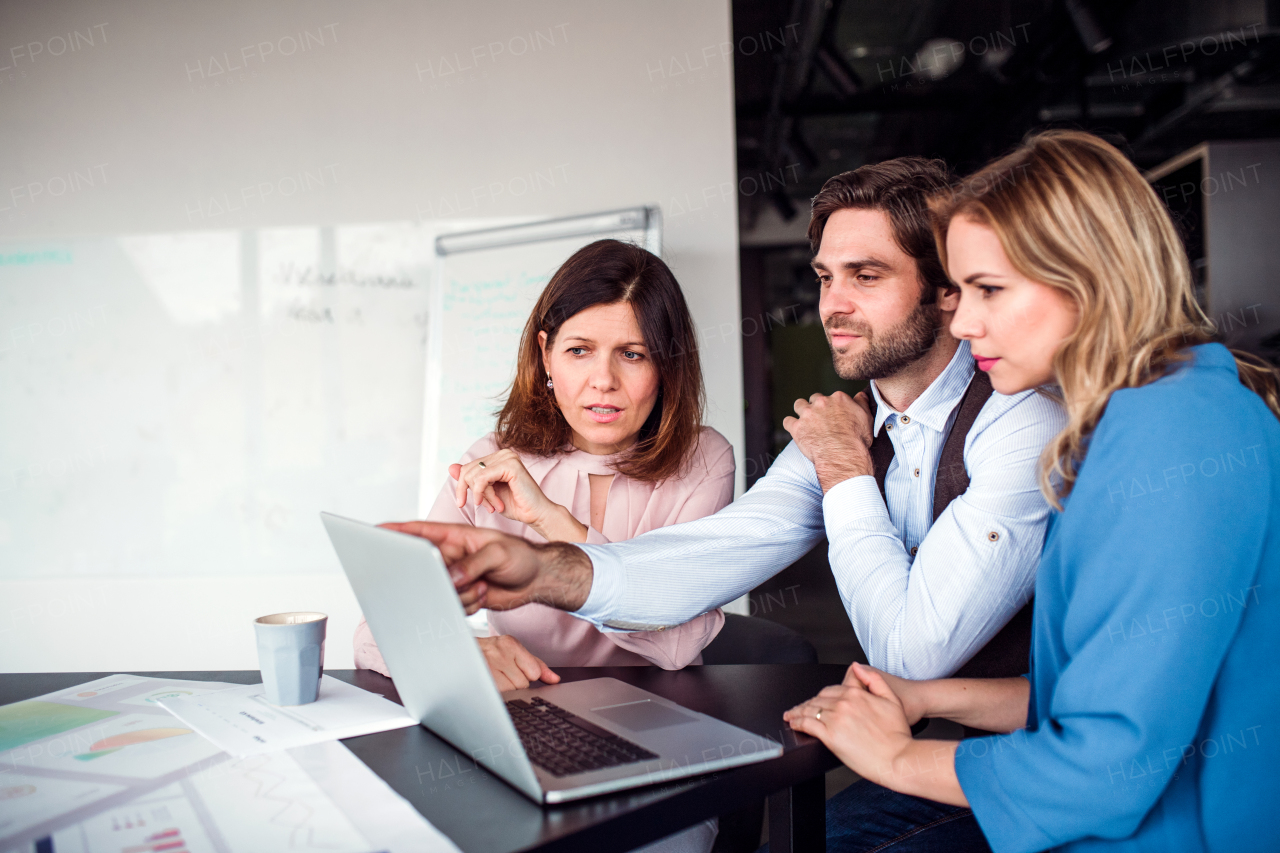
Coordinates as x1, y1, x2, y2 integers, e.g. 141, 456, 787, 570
452, 449, 590, 543
452, 449, 554, 524
783, 663, 969, 806
782, 390, 875, 492
783, 662, 919, 787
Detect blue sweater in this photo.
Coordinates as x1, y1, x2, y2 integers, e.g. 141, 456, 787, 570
955, 344, 1280, 852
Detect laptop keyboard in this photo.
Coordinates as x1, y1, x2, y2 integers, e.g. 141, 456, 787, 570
506, 697, 659, 777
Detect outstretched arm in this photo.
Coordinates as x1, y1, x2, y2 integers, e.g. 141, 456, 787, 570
572, 441, 826, 629
381, 520, 593, 613
397, 441, 827, 629
603, 441, 737, 668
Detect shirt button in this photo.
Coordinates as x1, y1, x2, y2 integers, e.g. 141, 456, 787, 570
913, 468, 920, 477
656, 626, 666, 632
910, 546, 918, 556
987, 531, 1000, 542
900, 415, 911, 424
885, 422, 893, 431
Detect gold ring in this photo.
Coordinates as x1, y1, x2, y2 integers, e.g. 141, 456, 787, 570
477, 461, 486, 469
815, 709, 822, 721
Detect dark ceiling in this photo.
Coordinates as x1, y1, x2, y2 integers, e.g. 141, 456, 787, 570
733, 0, 1280, 226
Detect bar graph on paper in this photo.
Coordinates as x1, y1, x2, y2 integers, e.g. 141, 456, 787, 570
121, 827, 187, 853
41, 758, 372, 853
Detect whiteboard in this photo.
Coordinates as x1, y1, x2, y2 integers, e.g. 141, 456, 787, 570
419, 207, 661, 509
0, 223, 433, 579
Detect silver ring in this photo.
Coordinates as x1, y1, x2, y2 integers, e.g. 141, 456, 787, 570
477, 461, 486, 469
815, 709, 822, 721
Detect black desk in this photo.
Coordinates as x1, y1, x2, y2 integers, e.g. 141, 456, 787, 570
2, 665, 845, 853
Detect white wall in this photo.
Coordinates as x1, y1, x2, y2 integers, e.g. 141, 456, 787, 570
0, 0, 743, 671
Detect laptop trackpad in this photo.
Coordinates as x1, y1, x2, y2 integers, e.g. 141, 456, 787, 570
592, 700, 698, 731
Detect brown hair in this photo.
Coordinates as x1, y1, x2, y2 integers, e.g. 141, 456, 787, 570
930, 130, 1280, 506
808, 157, 955, 302
494, 239, 706, 483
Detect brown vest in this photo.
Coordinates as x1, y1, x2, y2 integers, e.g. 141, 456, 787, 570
869, 369, 1034, 682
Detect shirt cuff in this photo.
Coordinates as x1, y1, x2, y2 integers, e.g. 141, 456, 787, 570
573, 544, 672, 632
821, 474, 890, 535
573, 543, 625, 630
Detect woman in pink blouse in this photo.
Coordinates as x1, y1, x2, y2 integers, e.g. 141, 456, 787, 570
354, 238, 734, 687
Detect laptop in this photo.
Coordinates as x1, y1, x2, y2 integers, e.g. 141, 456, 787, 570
320, 512, 783, 804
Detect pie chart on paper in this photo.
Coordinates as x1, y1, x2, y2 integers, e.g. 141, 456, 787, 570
74, 727, 194, 761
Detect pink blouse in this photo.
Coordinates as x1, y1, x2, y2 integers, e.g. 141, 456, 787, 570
354, 427, 735, 672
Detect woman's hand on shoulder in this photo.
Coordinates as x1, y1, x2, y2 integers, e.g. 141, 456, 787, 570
478, 635, 560, 691
453, 449, 555, 525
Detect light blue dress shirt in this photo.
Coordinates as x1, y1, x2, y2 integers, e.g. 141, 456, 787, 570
955, 343, 1280, 852
577, 341, 1068, 678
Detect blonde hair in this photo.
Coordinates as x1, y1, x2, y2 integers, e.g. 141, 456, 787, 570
932, 130, 1280, 507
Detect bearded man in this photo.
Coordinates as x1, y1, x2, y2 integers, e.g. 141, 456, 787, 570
395, 158, 1066, 852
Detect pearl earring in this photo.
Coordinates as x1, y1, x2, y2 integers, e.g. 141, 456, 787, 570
546, 378, 554, 390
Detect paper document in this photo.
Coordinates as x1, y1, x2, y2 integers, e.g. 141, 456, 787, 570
0, 675, 237, 850
22, 740, 460, 853
158, 675, 415, 757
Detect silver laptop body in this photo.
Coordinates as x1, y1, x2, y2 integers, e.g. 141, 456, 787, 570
320, 512, 783, 804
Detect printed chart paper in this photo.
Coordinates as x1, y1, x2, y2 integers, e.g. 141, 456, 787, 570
3, 679, 456, 853
158, 676, 414, 757
0, 675, 235, 850
25, 741, 459, 853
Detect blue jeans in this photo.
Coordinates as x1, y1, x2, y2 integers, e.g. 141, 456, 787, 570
823, 780, 989, 853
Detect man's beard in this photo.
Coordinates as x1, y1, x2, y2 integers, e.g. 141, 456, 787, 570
825, 300, 943, 381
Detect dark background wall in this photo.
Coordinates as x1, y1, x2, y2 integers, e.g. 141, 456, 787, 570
734, 0, 1280, 664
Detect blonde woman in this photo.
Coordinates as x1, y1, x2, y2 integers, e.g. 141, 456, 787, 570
784, 131, 1280, 852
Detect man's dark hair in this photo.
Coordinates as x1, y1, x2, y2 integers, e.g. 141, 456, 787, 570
808, 157, 954, 303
